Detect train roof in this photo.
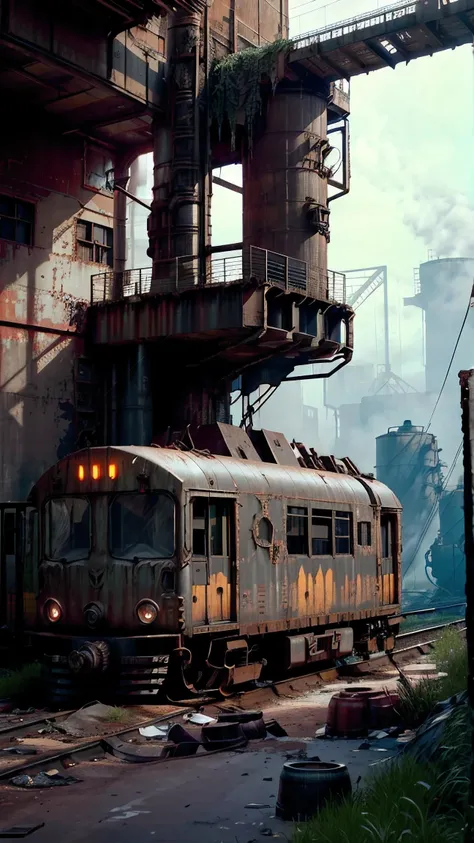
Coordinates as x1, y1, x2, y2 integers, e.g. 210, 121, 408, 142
104, 445, 402, 510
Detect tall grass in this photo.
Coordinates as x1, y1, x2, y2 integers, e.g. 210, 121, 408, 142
396, 627, 467, 729
294, 757, 465, 843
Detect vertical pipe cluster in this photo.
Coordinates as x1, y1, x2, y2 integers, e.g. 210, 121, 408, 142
168, 12, 201, 262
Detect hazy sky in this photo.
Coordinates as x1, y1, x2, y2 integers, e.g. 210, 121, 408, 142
212, 0, 474, 391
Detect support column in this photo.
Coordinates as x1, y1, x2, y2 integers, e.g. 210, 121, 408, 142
112, 157, 130, 299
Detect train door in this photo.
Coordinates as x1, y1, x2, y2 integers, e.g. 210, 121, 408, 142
0, 504, 37, 639
380, 512, 396, 605
191, 497, 235, 626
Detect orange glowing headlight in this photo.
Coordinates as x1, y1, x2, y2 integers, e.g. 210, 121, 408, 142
78, 465, 85, 481
92, 464, 100, 480
136, 600, 158, 625
108, 464, 117, 480
44, 599, 62, 624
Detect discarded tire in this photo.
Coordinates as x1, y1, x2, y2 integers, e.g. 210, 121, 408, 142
201, 721, 247, 751
241, 717, 266, 740
218, 710, 263, 724
276, 761, 352, 821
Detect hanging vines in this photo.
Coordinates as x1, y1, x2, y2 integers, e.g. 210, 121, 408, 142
209, 39, 293, 151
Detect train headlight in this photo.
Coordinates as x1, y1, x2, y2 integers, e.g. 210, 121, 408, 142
44, 599, 62, 624
136, 600, 158, 625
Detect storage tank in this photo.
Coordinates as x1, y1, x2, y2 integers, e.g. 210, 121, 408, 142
427, 480, 465, 600
404, 257, 474, 393
376, 420, 442, 576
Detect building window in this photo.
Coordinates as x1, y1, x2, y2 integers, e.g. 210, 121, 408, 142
76, 220, 113, 266
357, 521, 372, 547
287, 506, 308, 555
311, 509, 333, 556
335, 511, 353, 555
0, 195, 34, 245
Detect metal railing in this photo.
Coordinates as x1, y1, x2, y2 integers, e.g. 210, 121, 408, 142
327, 270, 347, 304
293, 0, 418, 50
413, 267, 421, 295
249, 246, 307, 292
91, 245, 347, 305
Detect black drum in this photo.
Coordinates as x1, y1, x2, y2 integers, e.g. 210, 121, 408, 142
276, 761, 352, 821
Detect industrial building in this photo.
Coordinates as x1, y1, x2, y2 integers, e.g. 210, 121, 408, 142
0, 0, 473, 504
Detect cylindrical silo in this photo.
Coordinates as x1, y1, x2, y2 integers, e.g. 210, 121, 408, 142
243, 80, 331, 300
376, 420, 442, 575
428, 480, 465, 599
404, 257, 474, 394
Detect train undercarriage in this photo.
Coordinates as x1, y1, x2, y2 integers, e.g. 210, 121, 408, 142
31, 617, 398, 706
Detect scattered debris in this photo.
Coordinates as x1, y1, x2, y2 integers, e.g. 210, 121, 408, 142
168, 724, 201, 757
0, 824, 45, 838
0, 747, 38, 756
61, 702, 122, 737
265, 720, 287, 738
358, 741, 371, 750
400, 691, 467, 763
183, 712, 216, 726
37, 721, 63, 736
11, 770, 81, 788
245, 804, 271, 809
12, 708, 35, 716
315, 726, 327, 738
139, 724, 169, 740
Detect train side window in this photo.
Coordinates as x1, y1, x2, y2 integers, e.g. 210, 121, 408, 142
192, 499, 208, 556
357, 521, 372, 547
209, 501, 229, 556
335, 511, 353, 555
381, 515, 391, 558
311, 509, 332, 555
287, 506, 308, 555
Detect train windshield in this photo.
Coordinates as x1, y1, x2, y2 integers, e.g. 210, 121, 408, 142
45, 497, 91, 562
110, 493, 175, 560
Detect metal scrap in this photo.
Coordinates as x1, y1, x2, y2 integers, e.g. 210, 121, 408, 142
11, 770, 81, 788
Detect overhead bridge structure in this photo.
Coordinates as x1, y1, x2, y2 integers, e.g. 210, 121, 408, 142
291, 0, 474, 82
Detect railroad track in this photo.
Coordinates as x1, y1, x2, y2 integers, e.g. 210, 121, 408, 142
0, 616, 465, 783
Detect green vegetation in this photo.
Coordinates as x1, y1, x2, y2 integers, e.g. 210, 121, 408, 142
101, 706, 134, 724
0, 663, 41, 701
295, 629, 470, 842
397, 627, 467, 729
209, 39, 293, 149
294, 757, 467, 843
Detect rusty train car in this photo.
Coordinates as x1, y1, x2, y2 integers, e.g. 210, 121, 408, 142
21, 426, 401, 703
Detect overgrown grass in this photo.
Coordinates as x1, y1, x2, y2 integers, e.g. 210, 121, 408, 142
294, 755, 466, 843
396, 627, 467, 729
101, 706, 134, 724
0, 663, 41, 701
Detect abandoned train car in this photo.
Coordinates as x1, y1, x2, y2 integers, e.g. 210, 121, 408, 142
20, 426, 401, 702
